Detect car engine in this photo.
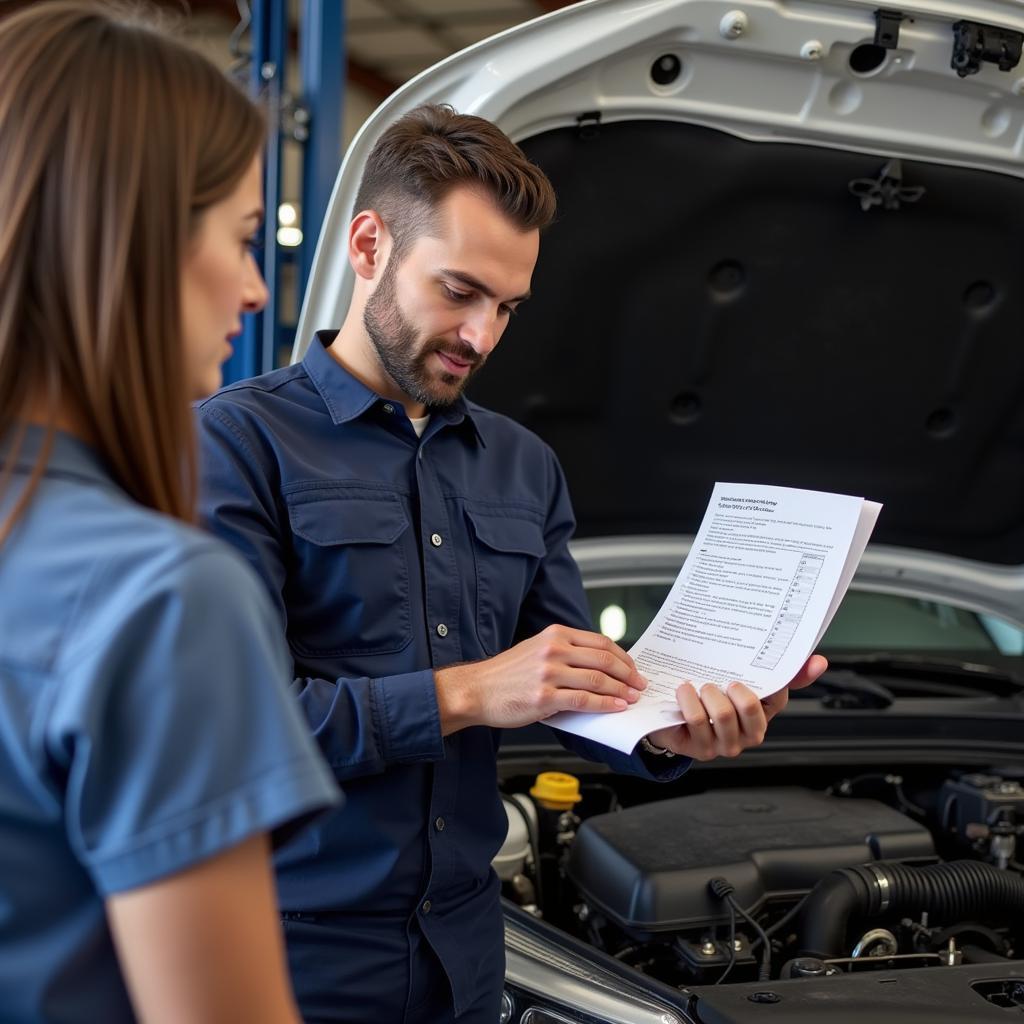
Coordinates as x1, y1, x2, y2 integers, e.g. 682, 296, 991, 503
496, 769, 1024, 1003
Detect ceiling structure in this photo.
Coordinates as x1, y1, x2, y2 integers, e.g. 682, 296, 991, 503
183, 0, 576, 99
345, 0, 571, 94
0, 0, 576, 102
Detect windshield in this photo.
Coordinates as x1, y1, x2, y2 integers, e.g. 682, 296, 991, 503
585, 584, 1024, 658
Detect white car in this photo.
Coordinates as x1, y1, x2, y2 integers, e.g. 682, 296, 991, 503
297, 1, 1024, 1020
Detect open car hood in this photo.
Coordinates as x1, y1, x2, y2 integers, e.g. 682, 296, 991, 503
296, 0, 1024, 591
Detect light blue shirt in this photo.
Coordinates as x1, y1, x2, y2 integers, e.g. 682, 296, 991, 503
0, 427, 341, 1022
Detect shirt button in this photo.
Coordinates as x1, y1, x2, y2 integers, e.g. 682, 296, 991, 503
435, 816, 445, 832
436, 623, 448, 638
383, 403, 395, 414
430, 533, 443, 547
422, 899, 432, 915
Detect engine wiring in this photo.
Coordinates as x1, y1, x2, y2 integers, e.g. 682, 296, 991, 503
581, 782, 621, 814
714, 895, 738, 984
828, 772, 927, 818
709, 878, 771, 981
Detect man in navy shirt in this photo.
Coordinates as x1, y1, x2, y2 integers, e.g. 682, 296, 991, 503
197, 105, 825, 1023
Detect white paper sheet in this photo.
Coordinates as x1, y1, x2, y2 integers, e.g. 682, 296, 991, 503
545, 483, 882, 753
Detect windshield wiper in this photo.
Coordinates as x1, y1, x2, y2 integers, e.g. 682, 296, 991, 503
790, 668, 895, 709
820, 654, 1024, 697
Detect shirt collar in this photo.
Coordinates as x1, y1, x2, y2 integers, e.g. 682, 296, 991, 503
302, 330, 488, 447
0, 424, 114, 487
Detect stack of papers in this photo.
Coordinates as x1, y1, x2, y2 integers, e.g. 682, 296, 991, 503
546, 483, 882, 753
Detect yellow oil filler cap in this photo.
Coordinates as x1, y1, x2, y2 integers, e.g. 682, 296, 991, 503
530, 771, 581, 811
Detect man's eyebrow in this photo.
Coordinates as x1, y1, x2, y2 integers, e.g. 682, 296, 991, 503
243, 208, 265, 224
441, 268, 531, 304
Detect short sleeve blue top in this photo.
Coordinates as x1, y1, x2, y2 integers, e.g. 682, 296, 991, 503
0, 427, 341, 1022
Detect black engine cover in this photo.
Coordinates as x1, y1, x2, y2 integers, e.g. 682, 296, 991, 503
689, 962, 1024, 1024
566, 787, 934, 936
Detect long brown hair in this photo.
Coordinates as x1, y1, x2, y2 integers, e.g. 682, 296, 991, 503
0, 1, 264, 542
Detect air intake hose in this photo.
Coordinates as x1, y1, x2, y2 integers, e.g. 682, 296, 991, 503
798, 860, 1024, 959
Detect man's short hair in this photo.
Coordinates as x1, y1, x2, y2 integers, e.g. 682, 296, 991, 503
354, 104, 556, 260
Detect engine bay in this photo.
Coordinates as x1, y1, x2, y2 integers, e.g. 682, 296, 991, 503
496, 763, 1024, 1019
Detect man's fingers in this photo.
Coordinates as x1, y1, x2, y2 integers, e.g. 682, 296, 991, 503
761, 688, 789, 723
787, 654, 828, 691
556, 645, 646, 693
675, 683, 716, 759
556, 665, 643, 703
727, 682, 768, 743
535, 653, 642, 703
700, 684, 742, 757
754, 653, 826, 724
675, 682, 707, 725
548, 689, 629, 715
545, 625, 639, 676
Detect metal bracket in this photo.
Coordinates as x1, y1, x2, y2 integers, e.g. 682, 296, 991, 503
575, 110, 602, 139
228, 0, 254, 85
951, 20, 1023, 78
874, 9, 904, 49
848, 159, 926, 212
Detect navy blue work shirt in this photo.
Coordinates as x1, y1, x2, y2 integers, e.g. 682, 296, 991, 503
196, 332, 690, 1017
0, 427, 340, 1023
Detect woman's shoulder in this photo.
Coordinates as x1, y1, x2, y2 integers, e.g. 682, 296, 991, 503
46, 484, 272, 660
2, 478, 256, 673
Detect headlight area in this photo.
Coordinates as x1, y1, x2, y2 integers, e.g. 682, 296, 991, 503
503, 903, 690, 1024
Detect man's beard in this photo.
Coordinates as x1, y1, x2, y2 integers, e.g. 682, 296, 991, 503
363, 262, 483, 409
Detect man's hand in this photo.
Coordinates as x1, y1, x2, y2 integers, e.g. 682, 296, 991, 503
644, 655, 828, 761
435, 624, 647, 734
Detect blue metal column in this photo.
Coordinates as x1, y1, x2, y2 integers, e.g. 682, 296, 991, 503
299, 0, 345, 302
224, 0, 289, 384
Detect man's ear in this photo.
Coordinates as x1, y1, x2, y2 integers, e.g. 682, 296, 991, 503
348, 210, 390, 281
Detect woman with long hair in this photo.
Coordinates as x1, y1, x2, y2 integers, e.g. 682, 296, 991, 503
0, 4, 340, 1021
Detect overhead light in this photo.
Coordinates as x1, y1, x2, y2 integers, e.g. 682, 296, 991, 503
277, 201, 298, 227
599, 604, 627, 643
277, 226, 303, 247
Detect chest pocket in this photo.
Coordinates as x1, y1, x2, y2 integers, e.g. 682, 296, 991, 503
466, 507, 546, 656
286, 489, 411, 657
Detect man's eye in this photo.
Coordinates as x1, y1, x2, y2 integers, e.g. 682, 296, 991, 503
443, 286, 471, 303
499, 304, 517, 318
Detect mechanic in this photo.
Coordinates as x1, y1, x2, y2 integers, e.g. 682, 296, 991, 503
196, 103, 826, 1024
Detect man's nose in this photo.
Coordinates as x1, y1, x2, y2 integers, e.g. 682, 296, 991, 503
458, 308, 500, 356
